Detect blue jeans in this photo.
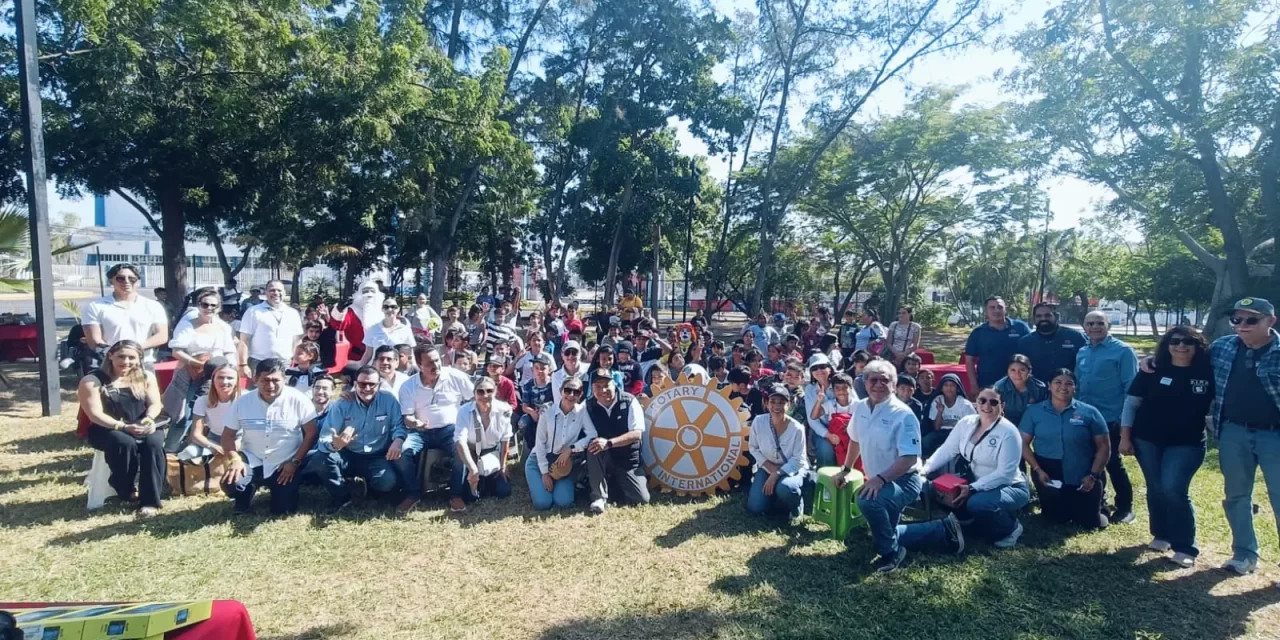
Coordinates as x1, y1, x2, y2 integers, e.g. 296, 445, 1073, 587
393, 425, 456, 496
899, 483, 1030, 551
1218, 422, 1280, 562
311, 449, 399, 503
812, 430, 837, 468
857, 472, 923, 556
524, 454, 576, 510
1133, 438, 1205, 557
746, 469, 806, 518
220, 459, 300, 515
451, 455, 512, 502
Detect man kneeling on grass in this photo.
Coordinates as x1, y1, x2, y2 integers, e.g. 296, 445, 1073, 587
222, 358, 319, 516
584, 369, 650, 514
308, 367, 404, 513
832, 359, 923, 573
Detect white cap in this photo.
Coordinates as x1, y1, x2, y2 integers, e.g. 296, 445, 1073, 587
807, 353, 831, 370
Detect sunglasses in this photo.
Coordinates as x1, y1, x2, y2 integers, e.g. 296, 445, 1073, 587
113, 276, 139, 284
865, 376, 892, 386
1168, 337, 1199, 347
563, 388, 582, 396
355, 381, 379, 389
476, 389, 495, 396
198, 302, 219, 310
383, 305, 399, 311
1230, 316, 1263, 326
976, 397, 1001, 407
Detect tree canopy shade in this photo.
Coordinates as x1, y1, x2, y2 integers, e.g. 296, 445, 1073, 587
1008, 0, 1280, 332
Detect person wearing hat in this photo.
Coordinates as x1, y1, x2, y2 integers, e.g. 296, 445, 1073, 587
747, 383, 811, 520
804, 353, 839, 467
449, 376, 515, 512
583, 368, 650, 513
527, 376, 590, 510
518, 352, 557, 449
551, 340, 588, 405
1208, 296, 1280, 578
1075, 310, 1138, 524
614, 341, 644, 395
632, 330, 668, 364
484, 354, 518, 407
601, 316, 624, 349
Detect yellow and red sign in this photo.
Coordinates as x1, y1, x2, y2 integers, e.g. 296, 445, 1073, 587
641, 374, 748, 496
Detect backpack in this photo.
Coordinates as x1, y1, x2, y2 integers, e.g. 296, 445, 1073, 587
165, 454, 228, 497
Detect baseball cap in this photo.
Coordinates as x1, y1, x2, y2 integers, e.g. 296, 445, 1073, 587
609, 315, 621, 327
807, 353, 831, 370
562, 340, 582, 355
561, 376, 584, 391
591, 368, 615, 382
1230, 297, 1275, 316
486, 355, 509, 367
765, 383, 791, 399
634, 330, 652, 340
774, 312, 786, 321
616, 340, 634, 356
532, 352, 554, 367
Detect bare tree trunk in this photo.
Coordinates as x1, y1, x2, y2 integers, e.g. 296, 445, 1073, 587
157, 185, 189, 306
429, 168, 480, 311
601, 176, 635, 308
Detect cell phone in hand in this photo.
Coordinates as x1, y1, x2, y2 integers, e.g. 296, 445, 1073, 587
1046, 479, 1063, 489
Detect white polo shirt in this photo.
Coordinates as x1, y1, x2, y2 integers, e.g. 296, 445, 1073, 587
398, 367, 475, 429
82, 294, 169, 350
847, 395, 922, 479
169, 317, 237, 359
227, 386, 317, 478
238, 302, 304, 361
364, 320, 415, 350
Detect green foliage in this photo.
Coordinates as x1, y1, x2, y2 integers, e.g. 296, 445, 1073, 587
914, 303, 951, 331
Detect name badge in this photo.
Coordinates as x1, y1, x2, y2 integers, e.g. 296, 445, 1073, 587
1069, 418, 1084, 426
376, 415, 388, 422
1160, 377, 1173, 386
1062, 343, 1075, 348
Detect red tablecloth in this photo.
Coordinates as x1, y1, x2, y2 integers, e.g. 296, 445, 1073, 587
915, 349, 936, 365
0, 324, 38, 361
922, 363, 973, 396
154, 359, 179, 392
1, 600, 255, 640
327, 340, 351, 375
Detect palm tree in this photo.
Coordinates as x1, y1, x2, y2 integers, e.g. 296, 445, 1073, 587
0, 204, 97, 293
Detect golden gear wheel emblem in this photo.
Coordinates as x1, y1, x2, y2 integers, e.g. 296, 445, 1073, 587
640, 372, 749, 496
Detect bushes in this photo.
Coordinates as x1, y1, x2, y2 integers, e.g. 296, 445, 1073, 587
915, 303, 950, 330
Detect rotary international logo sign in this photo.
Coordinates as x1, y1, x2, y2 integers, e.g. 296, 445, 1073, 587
641, 374, 749, 496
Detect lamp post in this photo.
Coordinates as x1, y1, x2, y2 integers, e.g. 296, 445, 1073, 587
683, 159, 699, 322
15, 0, 61, 416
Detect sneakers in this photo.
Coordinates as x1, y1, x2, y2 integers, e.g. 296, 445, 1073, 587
1112, 510, 1136, 524
448, 497, 467, 513
588, 499, 607, 515
396, 497, 421, 513
941, 513, 965, 555
1221, 557, 1258, 576
136, 506, 159, 519
874, 546, 907, 573
993, 521, 1024, 550
1147, 539, 1171, 552
1169, 552, 1195, 568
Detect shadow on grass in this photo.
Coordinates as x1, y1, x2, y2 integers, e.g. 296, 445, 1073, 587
538, 608, 744, 640
1, 430, 85, 455
43, 498, 300, 546
655, 492, 826, 548
258, 621, 359, 640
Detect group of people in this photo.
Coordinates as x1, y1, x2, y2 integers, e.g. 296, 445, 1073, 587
69, 264, 1280, 583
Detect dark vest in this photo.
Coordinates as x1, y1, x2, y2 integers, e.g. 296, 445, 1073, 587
587, 393, 640, 461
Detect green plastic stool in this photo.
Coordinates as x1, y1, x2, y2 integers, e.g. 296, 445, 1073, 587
812, 466, 866, 541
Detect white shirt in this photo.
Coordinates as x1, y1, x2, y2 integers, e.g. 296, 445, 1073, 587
929, 396, 977, 430
398, 367, 475, 429
227, 386, 317, 478
82, 294, 168, 351
855, 323, 885, 351
454, 400, 514, 453
922, 415, 1025, 491
515, 349, 558, 384
822, 397, 857, 420
848, 395, 922, 479
192, 394, 236, 439
749, 414, 808, 476
238, 303, 304, 361
169, 317, 236, 358
551, 365, 588, 405
532, 402, 591, 474
364, 320, 415, 350
380, 371, 410, 397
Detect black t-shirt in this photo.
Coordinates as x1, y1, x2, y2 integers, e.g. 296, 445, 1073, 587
1128, 362, 1214, 446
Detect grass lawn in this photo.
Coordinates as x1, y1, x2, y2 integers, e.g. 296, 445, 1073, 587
3, 373, 1280, 639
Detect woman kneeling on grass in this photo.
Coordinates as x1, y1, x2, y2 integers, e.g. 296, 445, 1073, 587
450, 377, 514, 512
746, 384, 810, 520
898, 388, 1030, 554
78, 339, 165, 518
1118, 326, 1213, 568
1020, 369, 1111, 530
527, 377, 590, 510
183, 363, 241, 460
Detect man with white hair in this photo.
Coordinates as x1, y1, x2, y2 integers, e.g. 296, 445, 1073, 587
833, 359, 923, 573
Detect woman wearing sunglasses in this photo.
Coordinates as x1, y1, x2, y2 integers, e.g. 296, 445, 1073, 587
82, 262, 170, 360
1119, 327, 1214, 567
357, 298, 414, 368
1019, 369, 1111, 530
898, 389, 1029, 554
526, 377, 590, 510
169, 287, 237, 367
450, 377, 514, 512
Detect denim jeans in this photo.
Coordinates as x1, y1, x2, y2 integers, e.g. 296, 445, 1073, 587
1218, 421, 1280, 562
812, 430, 837, 468
1133, 438, 1205, 557
857, 472, 923, 556
524, 454, 577, 510
898, 483, 1029, 551
310, 449, 399, 503
746, 469, 806, 518
220, 458, 300, 515
393, 425, 456, 496
1106, 424, 1135, 514
451, 455, 512, 502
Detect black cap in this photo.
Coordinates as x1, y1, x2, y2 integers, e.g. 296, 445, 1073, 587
591, 368, 615, 382
765, 383, 791, 399
617, 340, 634, 356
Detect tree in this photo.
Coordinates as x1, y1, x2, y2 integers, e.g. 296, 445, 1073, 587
801, 89, 1024, 320
0, 204, 94, 292
1008, 0, 1280, 334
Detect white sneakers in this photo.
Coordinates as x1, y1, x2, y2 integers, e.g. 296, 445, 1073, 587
993, 521, 1024, 550
588, 499, 606, 515
1169, 552, 1195, 569
1221, 557, 1258, 576
1147, 539, 1171, 552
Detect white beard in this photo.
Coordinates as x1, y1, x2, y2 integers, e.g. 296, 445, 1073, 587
352, 282, 385, 329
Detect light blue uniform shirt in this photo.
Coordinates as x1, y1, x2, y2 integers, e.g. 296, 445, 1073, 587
1019, 399, 1108, 483
1074, 335, 1137, 424
320, 391, 405, 454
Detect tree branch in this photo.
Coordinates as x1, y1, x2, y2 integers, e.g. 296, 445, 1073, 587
112, 189, 164, 237
1098, 0, 1193, 125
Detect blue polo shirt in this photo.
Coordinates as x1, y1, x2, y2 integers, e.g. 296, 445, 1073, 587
1019, 399, 1108, 484
1016, 326, 1087, 383
1075, 335, 1137, 424
320, 391, 405, 454
965, 319, 1032, 388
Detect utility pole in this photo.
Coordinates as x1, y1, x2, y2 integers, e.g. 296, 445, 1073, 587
651, 223, 661, 319
15, 0, 61, 416
684, 159, 699, 322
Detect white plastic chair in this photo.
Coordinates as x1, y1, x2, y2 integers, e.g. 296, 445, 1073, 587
85, 450, 117, 510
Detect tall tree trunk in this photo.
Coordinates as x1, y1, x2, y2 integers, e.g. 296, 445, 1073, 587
429, 167, 480, 311
205, 220, 248, 289
601, 176, 635, 308
157, 185, 188, 306
446, 0, 465, 61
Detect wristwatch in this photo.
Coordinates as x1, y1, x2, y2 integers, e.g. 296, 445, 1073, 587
1090, 471, 1105, 482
